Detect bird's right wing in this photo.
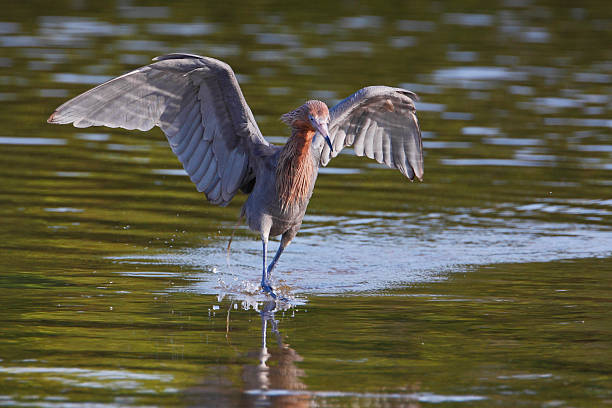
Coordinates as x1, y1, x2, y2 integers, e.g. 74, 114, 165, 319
48, 53, 270, 206
319, 86, 423, 181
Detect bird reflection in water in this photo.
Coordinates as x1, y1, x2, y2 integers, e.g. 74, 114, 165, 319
241, 300, 309, 407
186, 300, 309, 407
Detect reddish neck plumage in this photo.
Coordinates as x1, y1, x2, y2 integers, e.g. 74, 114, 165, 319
276, 124, 316, 211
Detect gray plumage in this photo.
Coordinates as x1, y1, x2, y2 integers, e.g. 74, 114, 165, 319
48, 53, 424, 299
321, 86, 423, 180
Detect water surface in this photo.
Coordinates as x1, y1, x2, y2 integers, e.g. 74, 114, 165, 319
1, 1, 611, 407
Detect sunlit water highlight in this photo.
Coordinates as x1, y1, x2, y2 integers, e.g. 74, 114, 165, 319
111, 210, 612, 299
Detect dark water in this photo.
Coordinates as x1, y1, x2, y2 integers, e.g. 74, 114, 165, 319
1, 1, 611, 406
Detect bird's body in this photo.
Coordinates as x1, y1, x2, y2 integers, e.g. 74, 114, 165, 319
48, 54, 423, 299
243, 144, 316, 240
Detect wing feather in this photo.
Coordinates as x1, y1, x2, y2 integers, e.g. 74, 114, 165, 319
373, 127, 383, 163
333, 128, 347, 153
363, 121, 378, 158
172, 124, 195, 157
168, 111, 196, 147
207, 179, 223, 204
192, 143, 213, 186
185, 135, 208, 175
353, 117, 371, 156
179, 119, 203, 162
199, 157, 219, 192
319, 86, 423, 181
222, 150, 247, 201
48, 54, 271, 206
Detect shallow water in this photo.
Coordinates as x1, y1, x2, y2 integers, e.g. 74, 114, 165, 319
1, 1, 611, 407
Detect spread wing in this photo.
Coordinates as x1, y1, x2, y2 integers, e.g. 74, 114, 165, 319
319, 86, 423, 181
48, 53, 270, 206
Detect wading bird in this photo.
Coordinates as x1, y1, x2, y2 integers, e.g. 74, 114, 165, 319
48, 54, 423, 299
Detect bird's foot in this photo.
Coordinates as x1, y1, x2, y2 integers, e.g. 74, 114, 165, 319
261, 282, 289, 303
261, 282, 277, 299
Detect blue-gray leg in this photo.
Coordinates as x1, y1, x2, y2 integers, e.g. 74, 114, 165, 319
261, 229, 297, 300
267, 229, 297, 279
267, 244, 286, 276
261, 236, 276, 298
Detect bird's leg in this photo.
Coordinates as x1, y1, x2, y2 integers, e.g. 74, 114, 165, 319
266, 229, 296, 280
266, 243, 286, 278
260, 235, 276, 299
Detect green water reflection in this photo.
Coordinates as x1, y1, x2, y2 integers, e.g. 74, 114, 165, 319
1, 0, 611, 406
2, 259, 611, 406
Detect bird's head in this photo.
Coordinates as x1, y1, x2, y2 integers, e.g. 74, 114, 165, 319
281, 100, 334, 152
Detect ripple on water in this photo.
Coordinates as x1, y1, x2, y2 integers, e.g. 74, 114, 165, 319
514, 151, 557, 163
396, 20, 436, 32
0, 137, 66, 145
39, 89, 69, 98
117, 5, 170, 19
0, 366, 171, 381
256, 32, 300, 47
111, 211, 612, 299
415, 101, 446, 112
0, 366, 173, 396
39, 16, 132, 37
441, 112, 474, 120
74, 133, 110, 142
441, 158, 548, 167
447, 50, 479, 62
115, 39, 166, 52
515, 203, 612, 216
483, 137, 544, 146
151, 168, 188, 176
544, 117, 612, 128
443, 13, 494, 27
389, 36, 417, 48
461, 126, 500, 136
43, 207, 84, 213
423, 141, 472, 149
433, 66, 527, 83
0, 36, 43, 47
338, 16, 383, 30
332, 41, 373, 55
244, 389, 486, 403
55, 171, 91, 178
147, 23, 216, 36
53, 73, 112, 85
0, 22, 20, 34
106, 143, 149, 152
573, 144, 612, 152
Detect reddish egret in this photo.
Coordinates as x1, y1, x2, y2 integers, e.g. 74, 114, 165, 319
48, 54, 423, 299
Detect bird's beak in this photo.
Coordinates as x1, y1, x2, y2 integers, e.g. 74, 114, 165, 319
314, 121, 334, 152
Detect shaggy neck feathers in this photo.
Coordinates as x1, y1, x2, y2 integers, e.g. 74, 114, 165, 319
276, 100, 329, 211
276, 127, 316, 211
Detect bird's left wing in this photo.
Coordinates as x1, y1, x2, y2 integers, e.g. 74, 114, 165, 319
48, 53, 270, 206
319, 86, 423, 181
